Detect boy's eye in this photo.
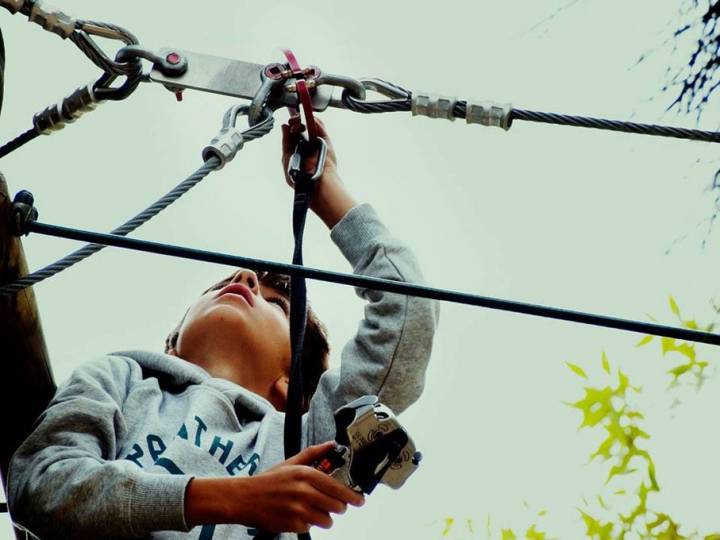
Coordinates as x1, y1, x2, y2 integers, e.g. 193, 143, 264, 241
268, 296, 290, 315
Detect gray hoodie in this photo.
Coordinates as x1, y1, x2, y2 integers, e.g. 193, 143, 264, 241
8, 202, 440, 540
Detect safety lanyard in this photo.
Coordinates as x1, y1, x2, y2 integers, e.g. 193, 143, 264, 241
285, 149, 314, 460
254, 135, 327, 540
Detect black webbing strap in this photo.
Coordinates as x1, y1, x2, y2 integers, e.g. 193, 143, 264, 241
255, 141, 317, 540
286, 153, 315, 540
285, 167, 314, 460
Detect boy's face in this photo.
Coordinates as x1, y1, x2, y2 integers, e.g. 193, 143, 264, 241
169, 268, 292, 378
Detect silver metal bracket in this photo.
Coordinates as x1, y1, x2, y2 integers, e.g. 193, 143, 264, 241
147, 48, 337, 112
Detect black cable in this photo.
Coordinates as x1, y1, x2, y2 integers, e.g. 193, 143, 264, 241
509, 108, 720, 143
0, 128, 39, 159
342, 89, 720, 144
12, 219, 720, 347
454, 101, 720, 142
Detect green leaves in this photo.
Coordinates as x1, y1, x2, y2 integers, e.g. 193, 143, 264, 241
601, 352, 611, 375
567, 353, 662, 534
579, 510, 613, 539
525, 525, 547, 539
442, 517, 454, 536
669, 295, 681, 317
636, 295, 713, 389
567, 362, 588, 379
571, 386, 614, 428
438, 293, 718, 539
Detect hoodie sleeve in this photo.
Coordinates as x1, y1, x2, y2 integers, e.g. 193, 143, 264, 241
7, 355, 193, 539
304, 203, 440, 445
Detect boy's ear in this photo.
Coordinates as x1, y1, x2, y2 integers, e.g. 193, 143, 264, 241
271, 376, 290, 411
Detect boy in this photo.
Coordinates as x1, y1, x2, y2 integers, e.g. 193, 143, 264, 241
7, 118, 440, 539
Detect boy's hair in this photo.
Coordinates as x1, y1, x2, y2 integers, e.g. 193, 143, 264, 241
164, 269, 330, 410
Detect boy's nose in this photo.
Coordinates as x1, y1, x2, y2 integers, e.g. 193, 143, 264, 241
231, 268, 259, 293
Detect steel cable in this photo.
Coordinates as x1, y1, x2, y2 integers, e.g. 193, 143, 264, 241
1, 109, 274, 294
0, 128, 39, 159
343, 86, 720, 143
0, 156, 221, 295
12, 218, 720, 347
508, 107, 720, 142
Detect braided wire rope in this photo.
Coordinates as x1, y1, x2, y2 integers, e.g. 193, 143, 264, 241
0, 21, 142, 159
76, 20, 139, 46
342, 85, 720, 143
509, 107, 720, 142
0, 156, 220, 295
0, 128, 38, 159
68, 28, 139, 77
67, 19, 139, 77
0, 110, 275, 295
68, 32, 124, 76
341, 80, 411, 114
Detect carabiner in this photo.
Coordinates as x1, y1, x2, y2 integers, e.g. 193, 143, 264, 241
286, 137, 328, 188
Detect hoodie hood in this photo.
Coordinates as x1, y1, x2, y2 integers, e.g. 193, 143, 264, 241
109, 349, 277, 420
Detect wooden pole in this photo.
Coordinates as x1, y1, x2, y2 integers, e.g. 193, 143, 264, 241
0, 175, 55, 525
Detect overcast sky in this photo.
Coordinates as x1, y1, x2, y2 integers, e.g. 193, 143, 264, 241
2, 0, 720, 538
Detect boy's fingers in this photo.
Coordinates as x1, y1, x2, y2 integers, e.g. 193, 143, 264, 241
305, 489, 348, 515
314, 117, 329, 139
305, 507, 333, 530
308, 470, 365, 507
287, 441, 336, 466
281, 124, 292, 156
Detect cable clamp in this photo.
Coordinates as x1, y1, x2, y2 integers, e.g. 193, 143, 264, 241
11, 190, 38, 237
28, 0, 75, 39
465, 99, 513, 131
32, 83, 102, 134
202, 127, 244, 170
411, 92, 457, 121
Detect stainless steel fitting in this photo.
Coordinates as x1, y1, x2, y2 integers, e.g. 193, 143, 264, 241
411, 92, 457, 121
465, 100, 513, 130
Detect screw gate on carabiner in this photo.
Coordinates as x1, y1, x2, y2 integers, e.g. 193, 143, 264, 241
286, 137, 328, 188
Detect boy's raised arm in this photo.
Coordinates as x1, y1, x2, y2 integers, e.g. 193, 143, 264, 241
290, 120, 441, 445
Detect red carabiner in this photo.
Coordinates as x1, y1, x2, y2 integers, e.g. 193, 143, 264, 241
282, 48, 319, 142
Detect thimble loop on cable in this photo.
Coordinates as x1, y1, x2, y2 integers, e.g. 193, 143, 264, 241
202, 105, 275, 169
11, 190, 38, 237
341, 78, 411, 113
